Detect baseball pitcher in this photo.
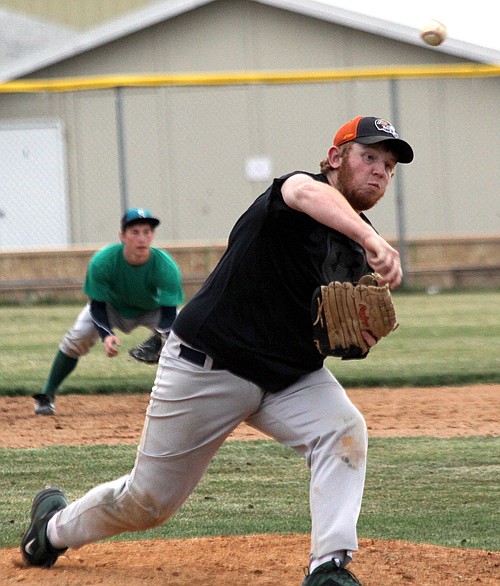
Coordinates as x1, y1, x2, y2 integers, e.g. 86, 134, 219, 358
22, 117, 413, 586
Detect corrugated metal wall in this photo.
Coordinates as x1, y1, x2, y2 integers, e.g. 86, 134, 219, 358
0, 0, 498, 246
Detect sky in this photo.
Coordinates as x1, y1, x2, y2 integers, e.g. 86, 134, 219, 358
322, 0, 500, 52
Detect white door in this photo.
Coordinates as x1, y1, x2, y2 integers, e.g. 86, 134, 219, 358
0, 122, 69, 249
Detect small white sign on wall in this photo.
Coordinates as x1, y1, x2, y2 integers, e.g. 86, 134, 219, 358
245, 156, 273, 182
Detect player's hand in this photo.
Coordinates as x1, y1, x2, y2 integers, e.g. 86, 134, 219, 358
104, 335, 121, 357
362, 233, 402, 289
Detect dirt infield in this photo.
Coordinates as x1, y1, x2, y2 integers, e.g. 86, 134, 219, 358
2, 385, 499, 585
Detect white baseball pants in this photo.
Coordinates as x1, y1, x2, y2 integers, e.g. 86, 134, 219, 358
54, 331, 368, 561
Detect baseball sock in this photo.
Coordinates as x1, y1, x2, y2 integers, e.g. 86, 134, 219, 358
42, 350, 78, 397
46, 513, 67, 549
310, 551, 348, 573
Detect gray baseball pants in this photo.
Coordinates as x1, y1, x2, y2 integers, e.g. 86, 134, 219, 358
54, 331, 368, 561
59, 302, 162, 357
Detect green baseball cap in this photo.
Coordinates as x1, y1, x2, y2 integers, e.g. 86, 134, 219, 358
121, 208, 160, 231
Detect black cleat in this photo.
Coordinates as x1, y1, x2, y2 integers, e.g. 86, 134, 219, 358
21, 487, 68, 567
302, 560, 363, 585
33, 394, 55, 416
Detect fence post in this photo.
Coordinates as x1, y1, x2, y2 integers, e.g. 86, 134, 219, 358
115, 86, 129, 213
390, 78, 409, 288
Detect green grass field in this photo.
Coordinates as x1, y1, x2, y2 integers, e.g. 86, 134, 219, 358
1, 438, 498, 551
0, 291, 498, 553
329, 290, 500, 387
0, 291, 499, 394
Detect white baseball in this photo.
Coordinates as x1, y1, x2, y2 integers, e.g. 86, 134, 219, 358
420, 20, 448, 46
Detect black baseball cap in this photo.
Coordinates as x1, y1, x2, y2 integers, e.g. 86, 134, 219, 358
334, 116, 414, 164
121, 208, 160, 231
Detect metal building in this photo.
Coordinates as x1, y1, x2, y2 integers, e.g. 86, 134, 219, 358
0, 0, 498, 249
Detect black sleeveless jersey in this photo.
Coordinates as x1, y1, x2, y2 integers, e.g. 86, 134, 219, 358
173, 172, 373, 392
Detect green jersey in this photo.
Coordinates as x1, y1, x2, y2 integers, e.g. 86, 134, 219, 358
83, 243, 184, 318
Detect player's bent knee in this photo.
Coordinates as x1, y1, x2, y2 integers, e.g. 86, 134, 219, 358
350, 407, 368, 436
59, 340, 95, 357
124, 481, 186, 530
306, 407, 368, 466
115, 489, 174, 531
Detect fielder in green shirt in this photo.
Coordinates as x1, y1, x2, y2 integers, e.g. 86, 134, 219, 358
33, 208, 184, 416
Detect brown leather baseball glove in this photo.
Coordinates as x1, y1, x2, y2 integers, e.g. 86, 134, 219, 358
311, 273, 398, 360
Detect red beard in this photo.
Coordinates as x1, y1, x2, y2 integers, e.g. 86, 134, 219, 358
336, 158, 384, 212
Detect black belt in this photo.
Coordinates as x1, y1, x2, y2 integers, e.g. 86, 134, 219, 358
179, 344, 224, 370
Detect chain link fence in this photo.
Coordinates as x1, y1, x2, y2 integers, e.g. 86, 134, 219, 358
0, 64, 498, 251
